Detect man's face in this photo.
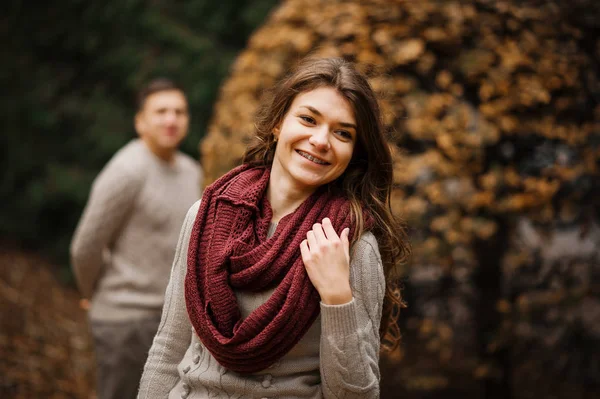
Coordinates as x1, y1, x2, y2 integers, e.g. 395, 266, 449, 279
135, 90, 189, 158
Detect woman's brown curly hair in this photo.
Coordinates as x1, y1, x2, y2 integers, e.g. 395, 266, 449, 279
243, 57, 410, 351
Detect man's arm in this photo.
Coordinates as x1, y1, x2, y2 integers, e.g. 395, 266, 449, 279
70, 156, 144, 298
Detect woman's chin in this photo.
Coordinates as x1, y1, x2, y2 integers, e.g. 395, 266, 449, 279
290, 172, 331, 191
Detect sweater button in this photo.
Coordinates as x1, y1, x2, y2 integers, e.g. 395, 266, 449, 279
261, 374, 272, 388
193, 355, 200, 364
194, 342, 202, 351
181, 383, 190, 398
183, 365, 191, 374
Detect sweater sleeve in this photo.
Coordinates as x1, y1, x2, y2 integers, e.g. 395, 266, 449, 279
138, 200, 199, 399
70, 154, 144, 298
319, 232, 384, 399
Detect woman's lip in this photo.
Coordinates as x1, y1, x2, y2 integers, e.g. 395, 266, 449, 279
296, 150, 330, 165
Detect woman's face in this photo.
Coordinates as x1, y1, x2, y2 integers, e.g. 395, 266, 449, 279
271, 86, 357, 194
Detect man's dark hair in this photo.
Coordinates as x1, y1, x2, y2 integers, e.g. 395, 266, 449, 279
136, 78, 186, 112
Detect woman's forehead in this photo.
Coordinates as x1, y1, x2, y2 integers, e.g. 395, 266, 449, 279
289, 87, 356, 122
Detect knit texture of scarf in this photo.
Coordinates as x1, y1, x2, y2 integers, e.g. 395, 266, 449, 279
184, 164, 360, 373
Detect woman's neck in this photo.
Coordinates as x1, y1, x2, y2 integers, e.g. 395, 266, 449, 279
267, 167, 315, 223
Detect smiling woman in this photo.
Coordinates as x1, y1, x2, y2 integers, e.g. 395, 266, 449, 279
268, 87, 357, 221
138, 57, 410, 399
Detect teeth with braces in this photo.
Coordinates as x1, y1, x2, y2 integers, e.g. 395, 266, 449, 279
298, 150, 327, 165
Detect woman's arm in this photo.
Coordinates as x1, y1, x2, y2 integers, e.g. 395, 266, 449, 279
318, 232, 384, 399
138, 200, 200, 398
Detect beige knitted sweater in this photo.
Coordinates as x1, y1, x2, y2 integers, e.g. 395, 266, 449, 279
70, 139, 202, 321
138, 200, 384, 399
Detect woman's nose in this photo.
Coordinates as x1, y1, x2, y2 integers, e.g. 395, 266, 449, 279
308, 127, 330, 151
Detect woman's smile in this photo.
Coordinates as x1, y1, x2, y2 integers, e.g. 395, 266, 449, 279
295, 150, 330, 165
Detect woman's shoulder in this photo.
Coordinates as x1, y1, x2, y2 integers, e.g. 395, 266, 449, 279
188, 199, 202, 216
351, 231, 385, 307
352, 231, 383, 275
355, 231, 380, 256
179, 200, 202, 235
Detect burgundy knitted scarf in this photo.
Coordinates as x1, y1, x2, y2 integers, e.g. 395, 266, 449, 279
184, 164, 360, 373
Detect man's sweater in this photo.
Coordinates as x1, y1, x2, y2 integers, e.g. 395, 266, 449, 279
138, 200, 384, 399
70, 139, 202, 322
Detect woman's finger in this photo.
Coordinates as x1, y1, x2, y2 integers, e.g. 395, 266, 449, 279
300, 239, 310, 260
311, 222, 326, 243
306, 230, 317, 249
321, 218, 339, 241
341, 227, 350, 263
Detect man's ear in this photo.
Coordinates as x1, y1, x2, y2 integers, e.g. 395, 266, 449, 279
134, 112, 144, 137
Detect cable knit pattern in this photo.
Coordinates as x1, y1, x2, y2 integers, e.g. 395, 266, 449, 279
320, 239, 384, 399
139, 200, 384, 398
70, 139, 202, 321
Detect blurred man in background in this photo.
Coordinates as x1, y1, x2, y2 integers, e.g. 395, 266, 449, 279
70, 78, 202, 399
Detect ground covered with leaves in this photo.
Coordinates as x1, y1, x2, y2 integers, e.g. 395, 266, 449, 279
0, 246, 95, 399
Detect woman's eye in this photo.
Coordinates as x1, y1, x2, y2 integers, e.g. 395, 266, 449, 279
300, 115, 315, 124
336, 130, 353, 140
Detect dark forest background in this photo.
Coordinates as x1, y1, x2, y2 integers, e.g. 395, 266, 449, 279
1, 0, 278, 273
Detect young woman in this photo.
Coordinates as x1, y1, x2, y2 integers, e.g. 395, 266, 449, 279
138, 57, 409, 399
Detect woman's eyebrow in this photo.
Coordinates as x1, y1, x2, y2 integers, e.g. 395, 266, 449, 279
299, 105, 357, 129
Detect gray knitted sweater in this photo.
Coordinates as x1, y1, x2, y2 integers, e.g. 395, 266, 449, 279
70, 139, 202, 321
138, 200, 384, 398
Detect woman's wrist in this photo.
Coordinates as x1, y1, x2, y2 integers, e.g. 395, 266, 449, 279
320, 285, 353, 305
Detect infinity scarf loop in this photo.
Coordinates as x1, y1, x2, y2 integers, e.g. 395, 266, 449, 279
184, 164, 359, 373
